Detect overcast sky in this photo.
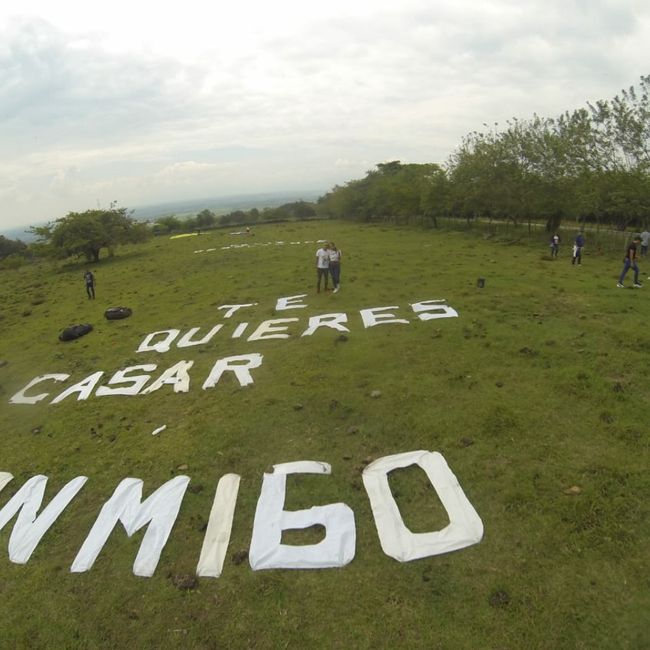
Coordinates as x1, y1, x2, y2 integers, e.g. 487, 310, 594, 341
1, 0, 649, 231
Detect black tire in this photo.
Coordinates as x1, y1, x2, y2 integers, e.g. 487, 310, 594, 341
104, 306, 132, 320
59, 323, 93, 342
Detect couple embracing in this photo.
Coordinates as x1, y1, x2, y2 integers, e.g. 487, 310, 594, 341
315, 242, 342, 293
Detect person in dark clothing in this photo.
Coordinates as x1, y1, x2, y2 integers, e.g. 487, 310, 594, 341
84, 270, 96, 299
572, 232, 585, 265
617, 236, 642, 288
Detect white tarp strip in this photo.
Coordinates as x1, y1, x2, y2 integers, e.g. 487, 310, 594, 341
0, 472, 13, 493
362, 450, 483, 562
70, 475, 190, 577
249, 461, 355, 570
0, 475, 88, 564
272, 461, 331, 475
196, 474, 241, 578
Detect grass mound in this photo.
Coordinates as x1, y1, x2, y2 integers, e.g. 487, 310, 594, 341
0, 221, 647, 649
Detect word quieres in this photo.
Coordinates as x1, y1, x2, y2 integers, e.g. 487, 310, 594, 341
9, 299, 459, 406
133, 297, 459, 354
0, 450, 483, 577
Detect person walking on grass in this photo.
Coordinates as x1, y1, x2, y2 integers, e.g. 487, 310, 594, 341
572, 232, 585, 265
84, 270, 96, 299
315, 243, 330, 293
550, 233, 560, 258
328, 242, 342, 293
617, 235, 643, 288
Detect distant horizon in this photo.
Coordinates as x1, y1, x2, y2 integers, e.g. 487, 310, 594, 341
0, 188, 325, 240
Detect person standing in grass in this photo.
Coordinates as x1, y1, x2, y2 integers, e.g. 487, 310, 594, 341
617, 235, 643, 288
572, 232, 585, 265
315, 243, 330, 293
328, 242, 342, 293
550, 233, 560, 258
640, 229, 650, 256
84, 270, 96, 299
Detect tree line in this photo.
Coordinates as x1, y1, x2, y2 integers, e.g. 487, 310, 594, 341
319, 75, 650, 233
2, 75, 648, 267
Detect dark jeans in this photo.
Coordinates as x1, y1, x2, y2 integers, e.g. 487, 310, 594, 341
86, 283, 95, 299
619, 259, 639, 284
317, 267, 329, 291
572, 248, 582, 264
329, 262, 340, 287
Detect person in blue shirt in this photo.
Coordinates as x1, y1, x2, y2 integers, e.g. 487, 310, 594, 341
572, 232, 585, 265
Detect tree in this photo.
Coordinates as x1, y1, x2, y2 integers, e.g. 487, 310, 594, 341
0, 235, 27, 260
154, 215, 182, 234
32, 207, 149, 262
196, 209, 216, 228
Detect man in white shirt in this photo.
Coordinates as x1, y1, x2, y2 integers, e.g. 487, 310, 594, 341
315, 244, 330, 293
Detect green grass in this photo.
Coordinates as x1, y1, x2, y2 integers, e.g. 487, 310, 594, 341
0, 221, 648, 649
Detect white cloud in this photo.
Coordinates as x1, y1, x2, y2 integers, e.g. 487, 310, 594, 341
1, 1, 650, 229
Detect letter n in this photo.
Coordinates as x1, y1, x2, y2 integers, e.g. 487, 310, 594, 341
0, 474, 88, 564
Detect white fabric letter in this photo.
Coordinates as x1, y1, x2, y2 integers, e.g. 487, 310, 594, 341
50, 371, 104, 404
196, 474, 241, 578
95, 365, 157, 397
136, 329, 180, 354
177, 325, 223, 348
71, 475, 190, 577
0, 475, 88, 564
202, 354, 263, 389
359, 307, 409, 328
218, 304, 257, 318
276, 294, 308, 311
362, 450, 483, 561
247, 319, 298, 341
249, 461, 356, 570
140, 361, 193, 395
411, 300, 459, 321
9, 374, 70, 405
301, 313, 349, 337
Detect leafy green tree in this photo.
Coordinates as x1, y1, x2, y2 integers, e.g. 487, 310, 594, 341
0, 235, 27, 260
32, 207, 148, 262
154, 215, 182, 234
196, 209, 216, 228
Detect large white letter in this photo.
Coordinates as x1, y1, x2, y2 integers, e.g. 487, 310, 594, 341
362, 450, 483, 562
51, 371, 104, 404
359, 306, 409, 329
0, 475, 88, 564
70, 475, 189, 577
9, 374, 70, 405
247, 319, 298, 342
140, 361, 193, 395
177, 325, 223, 348
276, 294, 308, 311
95, 365, 157, 397
249, 461, 356, 570
196, 474, 241, 578
202, 354, 263, 389
411, 300, 459, 321
301, 313, 349, 337
218, 304, 257, 318
136, 329, 180, 354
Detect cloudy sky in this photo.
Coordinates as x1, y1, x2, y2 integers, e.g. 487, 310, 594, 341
1, 0, 649, 231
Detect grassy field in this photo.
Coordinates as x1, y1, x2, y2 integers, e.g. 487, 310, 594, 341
0, 221, 647, 649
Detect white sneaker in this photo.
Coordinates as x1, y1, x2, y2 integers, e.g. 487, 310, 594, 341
333, 286, 340, 293
617, 283, 625, 288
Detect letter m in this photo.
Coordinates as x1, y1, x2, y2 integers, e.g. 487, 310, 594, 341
0, 472, 88, 564
70, 476, 189, 577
